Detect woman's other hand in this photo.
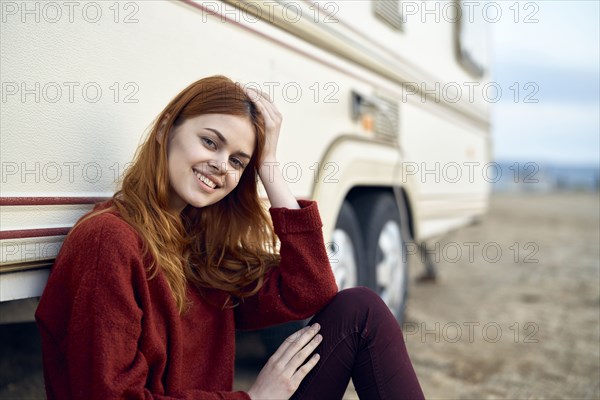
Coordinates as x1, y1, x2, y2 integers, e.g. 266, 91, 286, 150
246, 323, 322, 400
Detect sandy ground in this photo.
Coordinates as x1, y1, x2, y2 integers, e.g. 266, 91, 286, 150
1, 192, 599, 399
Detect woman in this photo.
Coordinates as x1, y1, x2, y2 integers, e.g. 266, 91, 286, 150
35, 75, 425, 399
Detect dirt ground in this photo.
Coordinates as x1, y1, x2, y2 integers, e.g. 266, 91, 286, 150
1, 192, 599, 399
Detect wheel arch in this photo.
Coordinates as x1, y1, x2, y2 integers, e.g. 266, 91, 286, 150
310, 135, 416, 243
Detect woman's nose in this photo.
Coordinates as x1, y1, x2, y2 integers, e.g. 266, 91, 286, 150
208, 159, 227, 175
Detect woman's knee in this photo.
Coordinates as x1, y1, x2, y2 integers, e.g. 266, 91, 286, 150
331, 286, 387, 313
312, 287, 397, 338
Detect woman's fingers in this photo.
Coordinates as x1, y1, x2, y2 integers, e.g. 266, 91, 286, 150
248, 324, 322, 399
238, 83, 271, 102
274, 324, 322, 372
242, 87, 274, 125
242, 86, 281, 122
285, 330, 322, 372
273, 324, 319, 360
250, 92, 275, 124
238, 84, 283, 161
290, 352, 321, 388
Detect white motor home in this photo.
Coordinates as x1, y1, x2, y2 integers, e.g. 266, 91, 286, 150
1, 0, 491, 324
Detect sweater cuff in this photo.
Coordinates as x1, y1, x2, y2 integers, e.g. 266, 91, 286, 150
269, 200, 323, 234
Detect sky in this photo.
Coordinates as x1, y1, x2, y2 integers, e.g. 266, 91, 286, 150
491, 0, 599, 166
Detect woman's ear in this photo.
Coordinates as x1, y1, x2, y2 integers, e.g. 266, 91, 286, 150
156, 113, 172, 143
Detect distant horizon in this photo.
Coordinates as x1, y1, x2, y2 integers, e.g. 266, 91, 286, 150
492, 158, 600, 169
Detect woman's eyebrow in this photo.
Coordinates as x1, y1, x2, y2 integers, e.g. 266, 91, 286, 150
203, 128, 252, 160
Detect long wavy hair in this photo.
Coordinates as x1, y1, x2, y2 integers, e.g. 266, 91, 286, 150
75, 75, 280, 313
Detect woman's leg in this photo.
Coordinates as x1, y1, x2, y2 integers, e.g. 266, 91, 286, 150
290, 286, 425, 400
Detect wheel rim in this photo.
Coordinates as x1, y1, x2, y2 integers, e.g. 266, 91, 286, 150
329, 229, 358, 290
375, 221, 406, 319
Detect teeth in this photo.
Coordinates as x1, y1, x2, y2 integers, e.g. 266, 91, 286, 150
194, 170, 216, 189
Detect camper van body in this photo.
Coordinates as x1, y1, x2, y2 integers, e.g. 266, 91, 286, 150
1, 0, 491, 322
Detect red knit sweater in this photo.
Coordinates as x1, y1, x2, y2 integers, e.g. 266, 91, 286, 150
35, 200, 338, 399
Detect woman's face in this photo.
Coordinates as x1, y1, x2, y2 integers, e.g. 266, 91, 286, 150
167, 113, 255, 212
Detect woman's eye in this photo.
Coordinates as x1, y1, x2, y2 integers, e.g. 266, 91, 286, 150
231, 158, 245, 169
201, 137, 216, 148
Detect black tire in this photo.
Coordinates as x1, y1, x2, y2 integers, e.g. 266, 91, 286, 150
353, 192, 409, 324
328, 200, 368, 290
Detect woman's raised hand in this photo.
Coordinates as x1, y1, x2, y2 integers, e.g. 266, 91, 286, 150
246, 323, 322, 400
240, 85, 282, 165
238, 83, 299, 209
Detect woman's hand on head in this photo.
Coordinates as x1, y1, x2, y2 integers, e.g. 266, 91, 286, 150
246, 323, 322, 400
240, 83, 299, 209
241, 86, 282, 165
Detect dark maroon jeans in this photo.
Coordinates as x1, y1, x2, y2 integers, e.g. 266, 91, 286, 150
290, 286, 425, 400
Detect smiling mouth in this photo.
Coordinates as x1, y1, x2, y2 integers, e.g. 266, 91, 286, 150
192, 169, 219, 189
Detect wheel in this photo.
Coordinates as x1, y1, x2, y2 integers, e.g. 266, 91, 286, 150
354, 193, 409, 324
329, 200, 368, 290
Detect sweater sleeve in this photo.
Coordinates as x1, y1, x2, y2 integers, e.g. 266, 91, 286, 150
35, 214, 251, 400
234, 200, 339, 331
